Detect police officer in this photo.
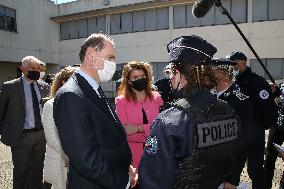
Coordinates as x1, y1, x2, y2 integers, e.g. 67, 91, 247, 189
264, 81, 284, 189
226, 51, 278, 130
211, 58, 266, 188
138, 36, 240, 189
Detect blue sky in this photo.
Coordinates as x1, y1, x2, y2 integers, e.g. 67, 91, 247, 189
51, 0, 77, 4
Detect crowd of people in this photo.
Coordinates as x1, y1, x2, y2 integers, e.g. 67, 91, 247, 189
0, 32, 284, 189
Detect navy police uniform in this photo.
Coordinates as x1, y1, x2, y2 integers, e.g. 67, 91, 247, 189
226, 52, 277, 130
227, 52, 278, 189
139, 90, 239, 189
138, 36, 240, 189
264, 82, 284, 189
234, 67, 277, 130
218, 83, 265, 188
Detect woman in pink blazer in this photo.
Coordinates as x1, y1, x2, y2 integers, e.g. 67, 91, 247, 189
115, 61, 163, 171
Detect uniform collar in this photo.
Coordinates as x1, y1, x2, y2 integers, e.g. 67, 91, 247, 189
235, 66, 252, 82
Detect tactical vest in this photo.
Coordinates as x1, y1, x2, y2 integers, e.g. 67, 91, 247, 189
172, 98, 239, 189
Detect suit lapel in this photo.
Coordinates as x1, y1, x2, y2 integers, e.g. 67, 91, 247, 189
74, 73, 127, 136
74, 73, 117, 122
17, 78, 26, 112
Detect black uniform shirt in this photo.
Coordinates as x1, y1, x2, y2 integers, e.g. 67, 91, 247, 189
219, 83, 261, 132
235, 67, 278, 129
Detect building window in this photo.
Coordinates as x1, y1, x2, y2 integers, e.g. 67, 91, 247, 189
121, 12, 133, 33
110, 7, 169, 35
133, 11, 144, 32
251, 58, 284, 80
0, 5, 17, 32
60, 16, 106, 40
252, 0, 284, 22
268, 0, 284, 21
174, 0, 247, 29
110, 14, 121, 34
88, 16, 106, 35
151, 62, 170, 81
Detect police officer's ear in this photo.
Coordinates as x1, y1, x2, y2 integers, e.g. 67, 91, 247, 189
173, 70, 187, 88
180, 74, 188, 87
239, 60, 247, 68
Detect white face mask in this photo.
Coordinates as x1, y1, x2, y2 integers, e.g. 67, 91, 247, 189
40, 72, 45, 79
232, 68, 240, 78
164, 74, 170, 79
98, 60, 116, 83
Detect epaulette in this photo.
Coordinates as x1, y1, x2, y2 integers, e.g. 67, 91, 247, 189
159, 98, 190, 113
171, 98, 191, 110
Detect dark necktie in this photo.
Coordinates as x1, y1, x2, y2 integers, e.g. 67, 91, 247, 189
30, 83, 42, 129
97, 86, 117, 122
97, 86, 108, 106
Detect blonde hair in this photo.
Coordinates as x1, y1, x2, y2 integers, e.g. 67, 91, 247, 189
118, 61, 154, 102
50, 66, 76, 97
21, 56, 43, 68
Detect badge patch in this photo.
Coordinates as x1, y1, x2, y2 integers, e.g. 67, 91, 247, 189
259, 90, 269, 99
197, 118, 238, 148
145, 136, 159, 156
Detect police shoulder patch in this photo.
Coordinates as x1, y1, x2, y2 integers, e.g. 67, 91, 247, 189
259, 90, 269, 100
145, 136, 159, 156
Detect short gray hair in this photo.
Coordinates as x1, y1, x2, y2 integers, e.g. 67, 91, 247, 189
79, 33, 114, 62
21, 56, 42, 68
39, 61, 46, 67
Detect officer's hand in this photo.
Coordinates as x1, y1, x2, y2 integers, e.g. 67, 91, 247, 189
128, 165, 138, 188
223, 182, 237, 189
270, 82, 282, 98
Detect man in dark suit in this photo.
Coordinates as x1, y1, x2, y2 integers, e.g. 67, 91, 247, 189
53, 33, 135, 189
0, 56, 49, 189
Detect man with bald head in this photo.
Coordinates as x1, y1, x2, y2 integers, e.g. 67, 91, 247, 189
0, 56, 49, 189
53, 33, 135, 189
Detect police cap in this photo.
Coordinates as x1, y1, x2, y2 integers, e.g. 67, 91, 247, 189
163, 63, 172, 74
210, 58, 237, 70
226, 51, 247, 61
167, 35, 217, 65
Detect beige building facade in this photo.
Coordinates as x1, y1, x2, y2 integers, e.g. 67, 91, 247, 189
1, 0, 284, 96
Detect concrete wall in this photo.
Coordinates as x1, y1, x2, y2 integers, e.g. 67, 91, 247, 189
57, 19, 284, 95
1, 0, 284, 88
58, 20, 284, 66
0, 0, 59, 65
0, 62, 20, 82
57, 0, 154, 16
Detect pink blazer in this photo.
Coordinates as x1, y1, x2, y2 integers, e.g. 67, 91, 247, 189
115, 92, 163, 142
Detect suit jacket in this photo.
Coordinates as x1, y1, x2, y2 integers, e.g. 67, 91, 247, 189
53, 73, 132, 189
0, 77, 49, 147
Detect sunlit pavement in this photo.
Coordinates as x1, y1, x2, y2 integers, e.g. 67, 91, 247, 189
0, 131, 283, 189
